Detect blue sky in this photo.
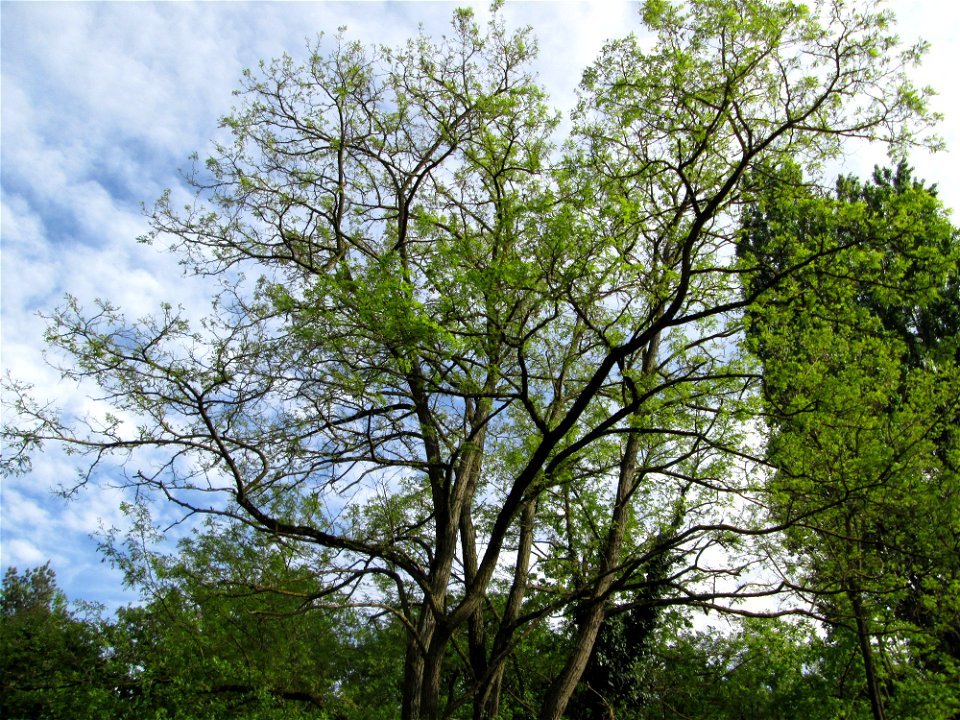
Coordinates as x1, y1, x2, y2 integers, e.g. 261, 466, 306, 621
2, 0, 958, 610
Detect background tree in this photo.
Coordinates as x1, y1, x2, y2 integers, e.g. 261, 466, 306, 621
104, 516, 359, 719
740, 162, 960, 719
0, 565, 115, 720
2, 1, 940, 718
629, 614, 868, 720
1, 551, 390, 720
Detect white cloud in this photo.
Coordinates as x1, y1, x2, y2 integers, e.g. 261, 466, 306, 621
0, 487, 52, 529
1, 538, 48, 568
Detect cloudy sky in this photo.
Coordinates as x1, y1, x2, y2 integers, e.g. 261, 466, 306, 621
2, 1, 958, 610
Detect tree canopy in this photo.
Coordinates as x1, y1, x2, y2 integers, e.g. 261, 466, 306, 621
2, 1, 953, 718
741, 161, 960, 719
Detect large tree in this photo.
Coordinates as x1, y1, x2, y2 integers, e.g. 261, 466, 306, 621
2, 1, 939, 717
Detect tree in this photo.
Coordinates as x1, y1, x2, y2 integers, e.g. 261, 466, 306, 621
1, 553, 352, 720
0, 565, 115, 719
2, 2, 939, 718
740, 162, 960, 719
628, 614, 869, 720
102, 516, 376, 719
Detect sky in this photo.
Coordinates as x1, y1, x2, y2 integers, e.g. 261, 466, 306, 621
1, 0, 958, 611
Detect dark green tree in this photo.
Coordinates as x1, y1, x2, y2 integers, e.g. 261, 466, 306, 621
103, 515, 372, 719
629, 614, 876, 720
0, 564, 115, 720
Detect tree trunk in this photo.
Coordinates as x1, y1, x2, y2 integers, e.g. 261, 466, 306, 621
476, 497, 539, 719
420, 635, 447, 720
539, 331, 660, 720
849, 588, 886, 720
539, 432, 642, 720
539, 601, 607, 720
402, 605, 433, 720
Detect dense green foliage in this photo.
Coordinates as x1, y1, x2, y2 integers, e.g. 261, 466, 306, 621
1, 565, 115, 720
2, 0, 954, 718
741, 162, 960, 718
